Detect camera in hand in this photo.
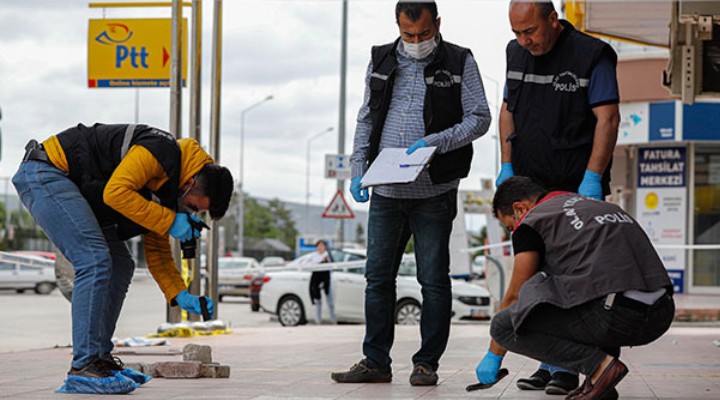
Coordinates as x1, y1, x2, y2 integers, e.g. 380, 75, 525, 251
180, 215, 210, 259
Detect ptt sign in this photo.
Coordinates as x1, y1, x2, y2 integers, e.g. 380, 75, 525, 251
88, 19, 187, 88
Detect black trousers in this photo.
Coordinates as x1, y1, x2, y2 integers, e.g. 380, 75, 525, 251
491, 293, 675, 376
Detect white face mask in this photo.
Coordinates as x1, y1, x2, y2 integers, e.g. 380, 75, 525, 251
403, 36, 437, 59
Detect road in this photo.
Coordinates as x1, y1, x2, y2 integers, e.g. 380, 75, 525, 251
0, 274, 275, 353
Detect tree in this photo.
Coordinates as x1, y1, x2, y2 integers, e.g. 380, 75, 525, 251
5, 207, 47, 250
355, 223, 365, 245
243, 196, 298, 251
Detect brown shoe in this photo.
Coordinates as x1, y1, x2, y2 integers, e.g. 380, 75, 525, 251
409, 362, 438, 386
331, 359, 392, 383
565, 359, 627, 400
567, 380, 618, 400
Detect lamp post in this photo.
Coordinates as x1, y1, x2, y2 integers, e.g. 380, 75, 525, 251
305, 127, 334, 227
483, 76, 502, 177
237, 95, 273, 256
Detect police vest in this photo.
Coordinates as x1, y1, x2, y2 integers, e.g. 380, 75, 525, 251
505, 20, 617, 195
56, 123, 181, 240
509, 193, 672, 330
367, 37, 473, 184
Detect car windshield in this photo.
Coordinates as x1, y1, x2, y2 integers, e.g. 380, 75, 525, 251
219, 259, 253, 269
398, 259, 417, 277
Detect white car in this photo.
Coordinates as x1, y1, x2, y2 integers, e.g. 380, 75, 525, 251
217, 257, 263, 301
0, 251, 56, 295
259, 251, 493, 326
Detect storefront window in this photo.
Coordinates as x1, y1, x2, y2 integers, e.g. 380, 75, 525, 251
693, 148, 720, 287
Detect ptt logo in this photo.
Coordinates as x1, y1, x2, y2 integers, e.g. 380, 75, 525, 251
95, 23, 149, 69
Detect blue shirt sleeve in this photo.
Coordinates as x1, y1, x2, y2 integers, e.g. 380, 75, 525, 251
588, 53, 619, 107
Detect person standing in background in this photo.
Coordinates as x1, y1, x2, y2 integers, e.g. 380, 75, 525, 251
306, 240, 337, 325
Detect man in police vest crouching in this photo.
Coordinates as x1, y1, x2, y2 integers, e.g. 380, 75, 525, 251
474, 177, 674, 400
13, 123, 233, 394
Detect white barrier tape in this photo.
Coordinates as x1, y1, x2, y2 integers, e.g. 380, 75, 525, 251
653, 244, 720, 250
264, 243, 720, 275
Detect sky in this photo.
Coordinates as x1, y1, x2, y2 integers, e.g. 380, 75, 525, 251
0, 0, 530, 214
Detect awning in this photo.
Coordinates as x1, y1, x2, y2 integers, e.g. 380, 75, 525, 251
564, 0, 672, 48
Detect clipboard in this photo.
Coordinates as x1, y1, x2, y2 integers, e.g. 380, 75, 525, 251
360, 147, 436, 188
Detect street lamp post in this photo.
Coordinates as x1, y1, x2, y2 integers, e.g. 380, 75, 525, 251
237, 95, 273, 256
483, 76, 502, 177
305, 127, 334, 227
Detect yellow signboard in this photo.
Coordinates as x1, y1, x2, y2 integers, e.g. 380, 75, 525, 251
88, 18, 187, 88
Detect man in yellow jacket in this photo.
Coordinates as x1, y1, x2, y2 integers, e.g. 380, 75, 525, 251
12, 123, 234, 394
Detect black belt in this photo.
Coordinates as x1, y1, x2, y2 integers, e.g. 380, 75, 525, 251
22, 140, 51, 163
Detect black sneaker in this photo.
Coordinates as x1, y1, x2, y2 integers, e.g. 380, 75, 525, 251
409, 362, 438, 386
516, 368, 551, 390
68, 358, 114, 379
98, 355, 124, 371
545, 371, 579, 395
331, 359, 392, 383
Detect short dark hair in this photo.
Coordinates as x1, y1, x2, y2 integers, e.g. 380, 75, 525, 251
492, 176, 548, 218
194, 164, 234, 220
395, 0, 438, 24
509, 0, 556, 18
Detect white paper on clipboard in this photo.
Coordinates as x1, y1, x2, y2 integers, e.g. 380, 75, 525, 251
360, 147, 436, 188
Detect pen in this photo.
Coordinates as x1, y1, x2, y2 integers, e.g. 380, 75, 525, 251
399, 163, 427, 168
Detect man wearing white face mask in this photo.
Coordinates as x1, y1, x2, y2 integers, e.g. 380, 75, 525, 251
333, 0, 491, 387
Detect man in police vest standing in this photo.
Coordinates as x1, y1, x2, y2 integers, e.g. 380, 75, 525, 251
475, 177, 674, 400
331, 0, 491, 386
13, 123, 233, 394
494, 0, 621, 393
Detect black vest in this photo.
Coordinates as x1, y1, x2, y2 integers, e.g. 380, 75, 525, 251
509, 193, 672, 330
368, 37, 473, 184
506, 21, 617, 195
56, 123, 182, 240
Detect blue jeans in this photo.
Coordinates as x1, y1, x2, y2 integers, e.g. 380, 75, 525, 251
13, 160, 135, 369
362, 190, 457, 371
540, 362, 576, 376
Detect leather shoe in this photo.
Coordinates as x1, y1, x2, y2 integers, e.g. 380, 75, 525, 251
565, 359, 628, 400
567, 380, 618, 400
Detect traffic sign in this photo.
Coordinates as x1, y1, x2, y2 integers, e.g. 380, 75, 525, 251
88, 18, 187, 88
322, 190, 355, 219
325, 154, 351, 180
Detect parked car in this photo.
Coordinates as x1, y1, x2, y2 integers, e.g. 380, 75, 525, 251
260, 256, 286, 268
0, 251, 57, 294
217, 257, 262, 301
259, 254, 492, 326
248, 249, 364, 312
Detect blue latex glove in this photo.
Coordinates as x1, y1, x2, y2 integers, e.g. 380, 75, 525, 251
175, 290, 215, 317
406, 139, 428, 155
495, 162, 514, 188
350, 176, 369, 203
168, 213, 203, 241
578, 169, 603, 200
476, 350, 504, 384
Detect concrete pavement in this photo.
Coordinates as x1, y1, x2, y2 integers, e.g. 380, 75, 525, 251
1, 322, 719, 399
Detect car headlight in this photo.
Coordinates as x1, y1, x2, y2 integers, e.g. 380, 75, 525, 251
455, 296, 490, 306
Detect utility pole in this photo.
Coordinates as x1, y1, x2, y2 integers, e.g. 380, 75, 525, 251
336, 0, 348, 246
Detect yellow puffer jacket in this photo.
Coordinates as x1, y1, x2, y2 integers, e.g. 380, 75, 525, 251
43, 136, 212, 303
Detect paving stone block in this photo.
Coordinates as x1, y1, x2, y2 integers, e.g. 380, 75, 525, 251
142, 363, 160, 377
183, 343, 213, 364
154, 361, 203, 378
201, 363, 231, 378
